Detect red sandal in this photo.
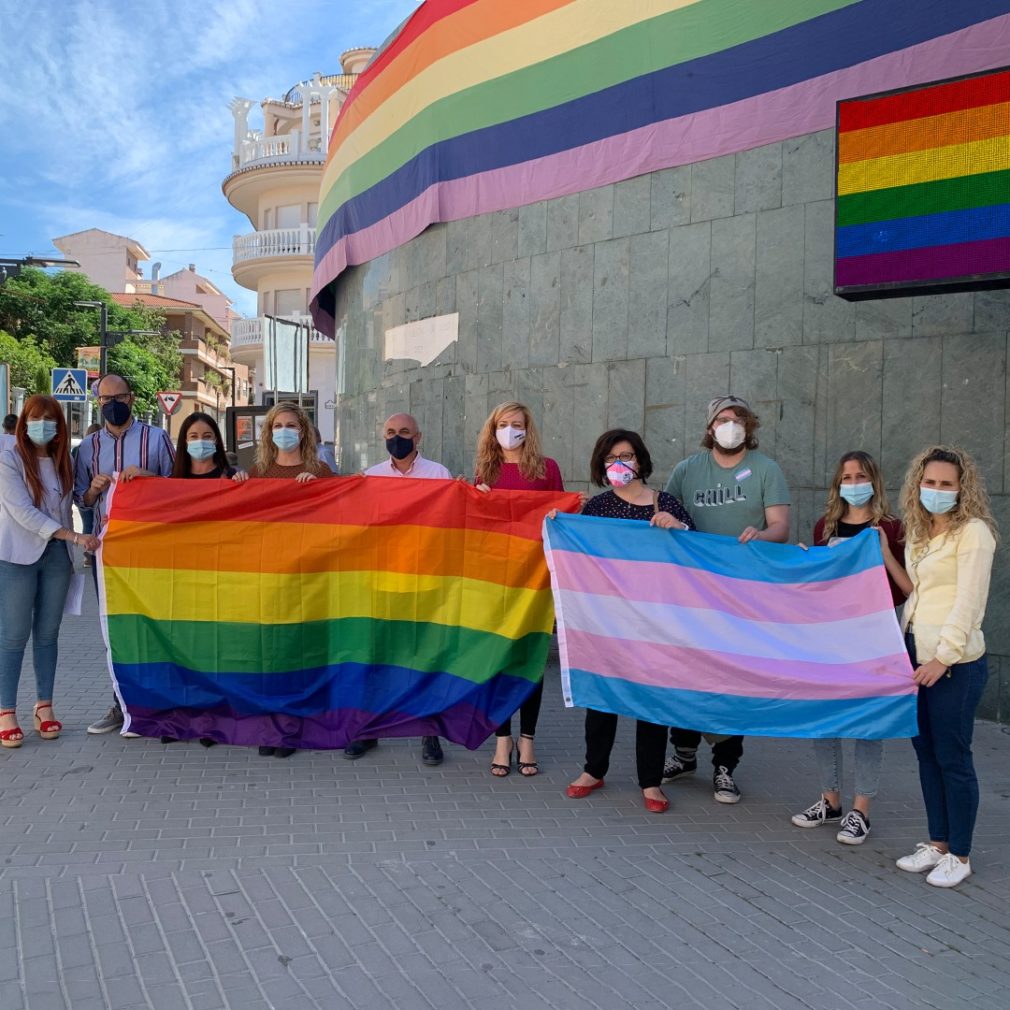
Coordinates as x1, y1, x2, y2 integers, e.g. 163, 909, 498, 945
34, 702, 62, 740
0, 709, 24, 749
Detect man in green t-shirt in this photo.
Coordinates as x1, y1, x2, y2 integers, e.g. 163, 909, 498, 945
664, 395, 791, 804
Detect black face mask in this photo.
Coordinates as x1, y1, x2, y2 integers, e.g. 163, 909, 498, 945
386, 435, 415, 460
102, 400, 132, 426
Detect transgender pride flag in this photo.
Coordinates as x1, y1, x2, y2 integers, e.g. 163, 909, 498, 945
543, 516, 917, 740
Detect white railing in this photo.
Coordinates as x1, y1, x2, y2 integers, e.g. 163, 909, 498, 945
232, 131, 326, 171
230, 315, 332, 348
233, 227, 315, 264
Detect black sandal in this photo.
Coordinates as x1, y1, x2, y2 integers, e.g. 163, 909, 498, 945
517, 733, 539, 777
491, 739, 514, 777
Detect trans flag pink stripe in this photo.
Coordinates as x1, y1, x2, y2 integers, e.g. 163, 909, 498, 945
542, 514, 917, 740
566, 630, 915, 702
549, 549, 890, 624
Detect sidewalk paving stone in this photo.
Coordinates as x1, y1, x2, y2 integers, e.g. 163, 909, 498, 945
1, 590, 1009, 1008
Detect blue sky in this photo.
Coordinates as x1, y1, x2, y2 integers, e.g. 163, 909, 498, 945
0, 0, 420, 317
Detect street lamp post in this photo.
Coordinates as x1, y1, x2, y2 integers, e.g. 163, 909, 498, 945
72, 300, 110, 374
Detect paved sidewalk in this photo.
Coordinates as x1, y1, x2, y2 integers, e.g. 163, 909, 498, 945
2, 589, 1009, 1010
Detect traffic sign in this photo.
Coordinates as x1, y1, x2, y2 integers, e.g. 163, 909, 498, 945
52, 368, 88, 402
157, 391, 183, 416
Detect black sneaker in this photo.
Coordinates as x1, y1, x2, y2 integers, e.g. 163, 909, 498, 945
662, 752, 698, 783
836, 809, 870, 845
713, 766, 741, 804
274, 747, 296, 759
791, 796, 843, 828
421, 736, 443, 766
343, 738, 378, 760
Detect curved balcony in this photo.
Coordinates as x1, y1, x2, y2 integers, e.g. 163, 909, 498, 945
233, 227, 315, 264
230, 315, 333, 363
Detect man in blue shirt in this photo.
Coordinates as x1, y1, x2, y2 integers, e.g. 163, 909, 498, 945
74, 373, 175, 735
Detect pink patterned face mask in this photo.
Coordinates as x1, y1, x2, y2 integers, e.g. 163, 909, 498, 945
606, 461, 637, 487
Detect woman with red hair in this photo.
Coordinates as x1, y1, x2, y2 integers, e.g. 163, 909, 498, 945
0, 396, 100, 747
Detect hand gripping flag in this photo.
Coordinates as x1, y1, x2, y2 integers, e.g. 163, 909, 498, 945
543, 515, 917, 739
99, 476, 580, 748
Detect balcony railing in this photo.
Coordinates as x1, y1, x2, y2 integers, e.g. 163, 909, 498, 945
232, 131, 326, 172
233, 227, 316, 264
231, 315, 332, 348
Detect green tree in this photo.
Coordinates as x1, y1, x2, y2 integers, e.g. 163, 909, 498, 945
0, 267, 182, 410
0, 330, 58, 392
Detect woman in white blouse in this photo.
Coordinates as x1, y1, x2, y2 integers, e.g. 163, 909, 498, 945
0, 397, 100, 747
893, 446, 998, 888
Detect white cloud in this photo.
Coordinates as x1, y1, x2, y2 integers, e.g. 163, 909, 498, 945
0, 0, 419, 317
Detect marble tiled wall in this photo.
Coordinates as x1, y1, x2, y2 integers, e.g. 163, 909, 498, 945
330, 127, 1010, 719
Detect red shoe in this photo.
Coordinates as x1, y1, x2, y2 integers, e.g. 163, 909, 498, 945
0, 709, 24, 749
566, 777, 604, 799
34, 702, 62, 740
644, 792, 669, 814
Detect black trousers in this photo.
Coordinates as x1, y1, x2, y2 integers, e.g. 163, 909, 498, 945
496, 679, 543, 738
584, 709, 666, 788
669, 728, 744, 773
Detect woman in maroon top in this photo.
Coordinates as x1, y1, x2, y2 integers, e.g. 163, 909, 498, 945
791, 450, 908, 844
474, 402, 564, 778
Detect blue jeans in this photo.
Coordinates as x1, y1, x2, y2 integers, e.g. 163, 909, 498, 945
0, 542, 73, 708
813, 738, 882, 799
906, 634, 987, 857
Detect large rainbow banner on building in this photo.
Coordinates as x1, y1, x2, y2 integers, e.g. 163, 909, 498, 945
835, 66, 1010, 297
311, 0, 1010, 333
543, 516, 917, 739
100, 478, 579, 749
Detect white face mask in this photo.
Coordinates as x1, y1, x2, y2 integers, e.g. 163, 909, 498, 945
713, 420, 745, 450
495, 425, 526, 451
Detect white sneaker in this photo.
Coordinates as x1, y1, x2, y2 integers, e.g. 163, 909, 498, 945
896, 842, 945, 873
926, 853, 972, 888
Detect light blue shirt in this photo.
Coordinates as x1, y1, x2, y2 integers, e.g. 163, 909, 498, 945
0, 446, 74, 565
73, 419, 175, 527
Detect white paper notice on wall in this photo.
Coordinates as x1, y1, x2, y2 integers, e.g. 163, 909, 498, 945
384, 313, 458, 367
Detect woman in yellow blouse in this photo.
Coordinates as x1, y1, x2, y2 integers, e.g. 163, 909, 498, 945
893, 446, 998, 888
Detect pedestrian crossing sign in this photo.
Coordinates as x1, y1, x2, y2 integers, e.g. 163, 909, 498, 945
52, 368, 89, 402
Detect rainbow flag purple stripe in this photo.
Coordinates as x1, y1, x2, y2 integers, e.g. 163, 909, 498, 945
543, 516, 917, 739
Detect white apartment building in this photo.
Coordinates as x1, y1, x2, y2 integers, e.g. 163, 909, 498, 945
222, 48, 375, 436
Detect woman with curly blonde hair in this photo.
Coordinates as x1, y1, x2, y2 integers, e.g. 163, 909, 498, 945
474, 402, 564, 778
894, 446, 998, 888
251, 403, 332, 481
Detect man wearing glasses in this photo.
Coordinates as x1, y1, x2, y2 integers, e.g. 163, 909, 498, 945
663, 395, 791, 804
74, 373, 176, 735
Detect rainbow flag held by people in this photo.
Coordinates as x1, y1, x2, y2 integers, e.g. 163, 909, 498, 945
311, 0, 1010, 333
543, 516, 917, 739
99, 477, 579, 749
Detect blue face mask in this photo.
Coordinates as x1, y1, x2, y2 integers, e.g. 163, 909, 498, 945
839, 482, 873, 507
186, 440, 217, 461
920, 487, 958, 515
26, 419, 58, 446
272, 427, 301, 452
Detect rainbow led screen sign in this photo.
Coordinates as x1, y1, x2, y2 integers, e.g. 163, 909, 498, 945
835, 66, 1010, 300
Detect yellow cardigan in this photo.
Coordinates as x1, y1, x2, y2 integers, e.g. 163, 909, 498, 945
901, 518, 996, 667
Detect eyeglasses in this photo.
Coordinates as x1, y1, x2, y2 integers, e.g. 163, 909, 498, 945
603, 451, 636, 465
97, 393, 131, 405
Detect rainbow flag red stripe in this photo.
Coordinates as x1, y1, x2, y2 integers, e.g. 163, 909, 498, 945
99, 477, 579, 749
